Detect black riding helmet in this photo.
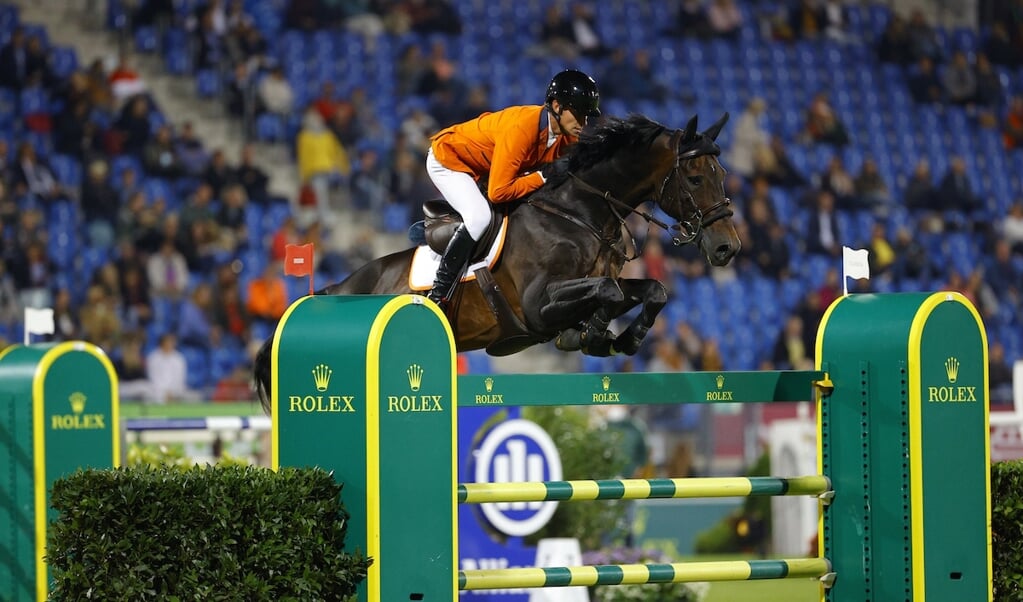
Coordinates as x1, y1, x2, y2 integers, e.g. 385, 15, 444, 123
545, 69, 601, 120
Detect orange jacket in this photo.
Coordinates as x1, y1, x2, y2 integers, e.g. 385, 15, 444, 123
430, 105, 573, 202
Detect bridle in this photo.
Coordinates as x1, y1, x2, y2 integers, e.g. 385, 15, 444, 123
527, 128, 733, 261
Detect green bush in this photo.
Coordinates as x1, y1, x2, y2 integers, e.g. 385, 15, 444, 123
993, 459, 1023, 600
47, 465, 370, 601
693, 452, 772, 555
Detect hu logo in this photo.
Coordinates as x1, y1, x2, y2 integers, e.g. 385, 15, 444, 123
485, 377, 494, 392
716, 374, 725, 390
945, 357, 959, 383
312, 364, 332, 391
69, 392, 86, 414
602, 376, 611, 391
407, 364, 423, 391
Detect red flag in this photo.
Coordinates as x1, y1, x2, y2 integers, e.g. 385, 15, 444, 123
284, 243, 314, 295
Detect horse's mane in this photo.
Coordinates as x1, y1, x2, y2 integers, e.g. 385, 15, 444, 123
568, 114, 667, 172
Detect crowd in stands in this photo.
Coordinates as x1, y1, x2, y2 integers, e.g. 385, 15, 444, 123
0, 0, 1021, 406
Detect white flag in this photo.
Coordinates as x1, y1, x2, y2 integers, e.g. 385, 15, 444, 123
842, 246, 870, 295
25, 307, 54, 335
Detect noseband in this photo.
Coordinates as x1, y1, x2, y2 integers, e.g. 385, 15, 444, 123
658, 129, 734, 246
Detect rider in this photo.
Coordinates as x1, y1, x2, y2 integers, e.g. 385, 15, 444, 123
425, 69, 601, 310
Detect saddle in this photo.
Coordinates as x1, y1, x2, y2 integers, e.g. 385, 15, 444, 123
417, 198, 540, 356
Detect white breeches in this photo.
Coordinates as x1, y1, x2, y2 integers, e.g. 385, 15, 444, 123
426, 149, 490, 240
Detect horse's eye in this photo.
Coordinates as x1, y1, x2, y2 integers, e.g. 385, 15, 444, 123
687, 176, 702, 187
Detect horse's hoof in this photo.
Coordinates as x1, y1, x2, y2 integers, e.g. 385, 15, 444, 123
555, 329, 582, 351
613, 336, 642, 356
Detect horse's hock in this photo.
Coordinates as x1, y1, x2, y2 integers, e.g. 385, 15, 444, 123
273, 292, 992, 602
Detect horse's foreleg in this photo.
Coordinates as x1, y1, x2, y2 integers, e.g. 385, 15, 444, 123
540, 278, 626, 356
612, 278, 668, 356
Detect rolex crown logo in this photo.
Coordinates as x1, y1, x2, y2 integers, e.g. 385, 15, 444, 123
945, 357, 959, 384
602, 376, 611, 391
407, 364, 424, 392
485, 377, 494, 393
68, 392, 87, 414
716, 374, 725, 390
312, 364, 332, 392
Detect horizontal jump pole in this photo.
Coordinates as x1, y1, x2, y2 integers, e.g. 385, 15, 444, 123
459, 558, 833, 590
458, 475, 831, 504
458, 370, 828, 407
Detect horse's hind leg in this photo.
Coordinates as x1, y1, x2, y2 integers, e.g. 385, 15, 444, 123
612, 278, 668, 356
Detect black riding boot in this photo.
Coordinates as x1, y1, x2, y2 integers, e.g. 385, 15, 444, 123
427, 225, 475, 309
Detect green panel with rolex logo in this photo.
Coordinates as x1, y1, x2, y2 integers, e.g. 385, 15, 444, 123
272, 295, 456, 602
0, 342, 119, 602
817, 292, 991, 602
372, 298, 456, 601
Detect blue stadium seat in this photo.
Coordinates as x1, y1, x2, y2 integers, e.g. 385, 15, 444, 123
49, 153, 81, 188
50, 46, 78, 79
254, 113, 286, 144
195, 69, 221, 98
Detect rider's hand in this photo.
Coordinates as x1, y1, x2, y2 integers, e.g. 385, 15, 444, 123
540, 157, 571, 185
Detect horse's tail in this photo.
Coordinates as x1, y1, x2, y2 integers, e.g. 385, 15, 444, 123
254, 335, 273, 415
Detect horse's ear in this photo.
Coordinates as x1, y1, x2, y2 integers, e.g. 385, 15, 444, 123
682, 115, 698, 142
702, 112, 730, 141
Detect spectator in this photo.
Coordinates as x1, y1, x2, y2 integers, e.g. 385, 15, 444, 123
178, 282, 216, 349
1003, 95, 1023, 150
755, 136, 807, 188
989, 341, 1015, 405
707, 0, 743, 39
147, 236, 189, 300
269, 215, 301, 264
891, 226, 933, 283
175, 121, 211, 178
194, 6, 227, 70
973, 53, 1004, 111
350, 146, 391, 215
120, 263, 153, 330
50, 287, 79, 341
257, 66, 295, 116
296, 109, 351, 224
224, 62, 253, 118
853, 156, 893, 215
143, 125, 183, 179
936, 156, 982, 216
866, 222, 896, 277
0, 27, 29, 90
984, 23, 1021, 68
80, 158, 119, 248
696, 338, 724, 371
202, 148, 234, 199
400, 0, 463, 36
530, 5, 578, 60
395, 43, 428, 96
601, 49, 667, 104
78, 284, 122, 352
115, 332, 159, 403
146, 333, 202, 403
876, 14, 913, 65
114, 94, 153, 156
746, 191, 790, 279
820, 0, 851, 43
400, 105, 438, 155
906, 9, 941, 63
726, 97, 769, 178
569, 3, 609, 57
10, 240, 54, 309
216, 183, 249, 252
54, 100, 101, 160
904, 158, 936, 211
942, 51, 977, 107
233, 143, 269, 205
806, 190, 842, 257
772, 315, 813, 370
671, 0, 710, 38
788, 0, 823, 40
1002, 201, 1023, 254
108, 52, 147, 107
908, 57, 943, 104
213, 279, 250, 342
804, 91, 849, 146
414, 40, 466, 100
13, 142, 64, 202
819, 155, 857, 210
985, 239, 1021, 304
0, 260, 20, 329
246, 262, 288, 322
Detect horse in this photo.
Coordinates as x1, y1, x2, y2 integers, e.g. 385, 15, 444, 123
255, 113, 741, 411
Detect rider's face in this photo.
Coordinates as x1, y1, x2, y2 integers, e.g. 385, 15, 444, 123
553, 100, 585, 137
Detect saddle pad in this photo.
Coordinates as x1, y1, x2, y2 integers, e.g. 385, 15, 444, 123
408, 217, 508, 290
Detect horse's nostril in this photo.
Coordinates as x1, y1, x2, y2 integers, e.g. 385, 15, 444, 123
715, 244, 733, 258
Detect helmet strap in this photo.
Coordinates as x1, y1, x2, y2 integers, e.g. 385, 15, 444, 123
547, 102, 570, 136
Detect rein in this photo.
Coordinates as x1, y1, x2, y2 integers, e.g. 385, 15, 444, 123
528, 128, 734, 260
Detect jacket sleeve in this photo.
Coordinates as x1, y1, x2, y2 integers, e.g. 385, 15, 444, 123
487, 122, 545, 202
